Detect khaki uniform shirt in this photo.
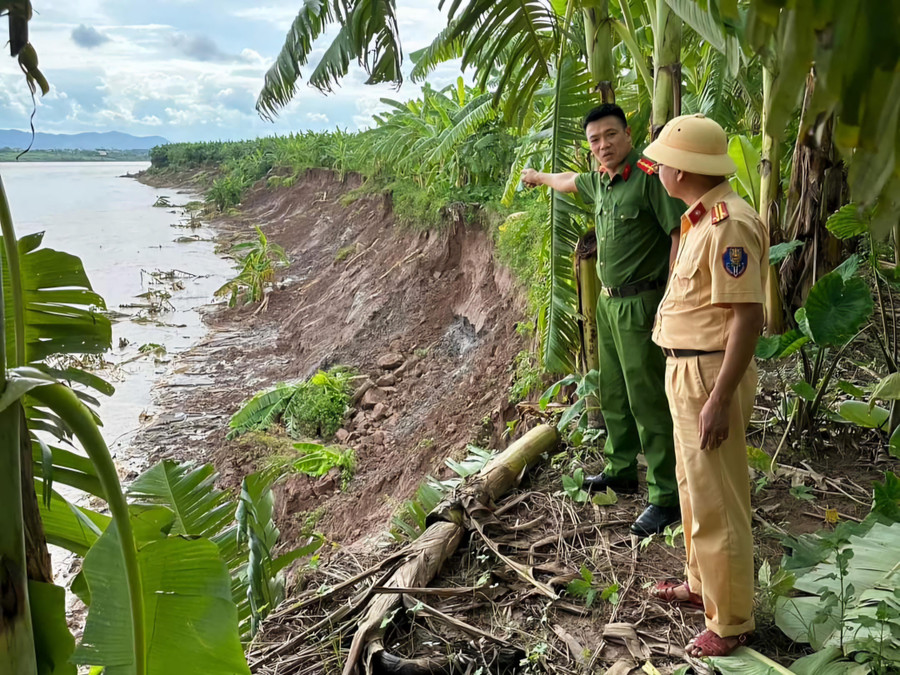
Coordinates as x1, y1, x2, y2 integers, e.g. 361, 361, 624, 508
574, 148, 682, 289
653, 182, 768, 351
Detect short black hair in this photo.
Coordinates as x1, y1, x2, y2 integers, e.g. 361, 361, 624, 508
582, 104, 627, 131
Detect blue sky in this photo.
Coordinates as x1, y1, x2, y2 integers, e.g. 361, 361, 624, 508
0, 0, 464, 142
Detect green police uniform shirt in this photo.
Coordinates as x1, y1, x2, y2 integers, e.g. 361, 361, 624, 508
574, 148, 682, 289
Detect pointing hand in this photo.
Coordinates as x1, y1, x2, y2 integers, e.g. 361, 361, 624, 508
521, 168, 541, 188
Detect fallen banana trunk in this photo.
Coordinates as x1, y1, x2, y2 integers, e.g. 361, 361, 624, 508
342, 424, 560, 675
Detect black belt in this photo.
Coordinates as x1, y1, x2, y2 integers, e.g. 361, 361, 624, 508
600, 279, 664, 298
662, 348, 723, 358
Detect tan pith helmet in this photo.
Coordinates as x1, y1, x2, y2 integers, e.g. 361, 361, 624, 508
643, 113, 736, 176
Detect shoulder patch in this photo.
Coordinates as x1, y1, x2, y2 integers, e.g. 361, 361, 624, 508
636, 158, 656, 175
722, 246, 748, 278
711, 201, 730, 225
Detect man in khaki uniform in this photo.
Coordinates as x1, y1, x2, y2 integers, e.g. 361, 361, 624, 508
642, 114, 767, 657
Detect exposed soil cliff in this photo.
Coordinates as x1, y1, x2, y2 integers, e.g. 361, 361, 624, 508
133, 169, 527, 547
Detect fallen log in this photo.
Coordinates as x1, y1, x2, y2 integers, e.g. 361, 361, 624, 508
341, 424, 560, 675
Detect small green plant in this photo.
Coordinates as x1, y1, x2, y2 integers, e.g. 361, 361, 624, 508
560, 468, 617, 506
561, 467, 589, 503
508, 349, 542, 403
414, 347, 429, 358
334, 244, 357, 262
153, 195, 173, 207
663, 523, 684, 548
756, 560, 796, 618
539, 369, 604, 445
565, 565, 619, 608
790, 484, 817, 502
215, 225, 289, 306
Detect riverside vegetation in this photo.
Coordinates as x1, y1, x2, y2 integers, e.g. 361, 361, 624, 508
3, 1, 900, 674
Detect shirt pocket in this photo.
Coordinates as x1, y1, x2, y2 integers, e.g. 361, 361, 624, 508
612, 203, 641, 240
671, 255, 701, 303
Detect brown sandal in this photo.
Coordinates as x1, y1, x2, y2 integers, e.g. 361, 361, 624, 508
686, 629, 751, 657
651, 580, 704, 611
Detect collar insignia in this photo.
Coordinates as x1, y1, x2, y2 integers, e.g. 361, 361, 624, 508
687, 202, 707, 225
636, 158, 656, 175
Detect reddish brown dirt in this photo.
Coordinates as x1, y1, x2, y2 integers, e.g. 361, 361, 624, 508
132, 169, 526, 548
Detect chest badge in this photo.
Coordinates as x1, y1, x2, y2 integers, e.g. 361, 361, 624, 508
723, 246, 748, 278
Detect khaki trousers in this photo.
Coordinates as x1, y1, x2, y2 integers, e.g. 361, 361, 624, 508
664, 352, 756, 637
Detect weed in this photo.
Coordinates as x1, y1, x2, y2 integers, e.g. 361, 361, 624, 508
334, 244, 357, 262
414, 347, 429, 359
508, 349, 542, 403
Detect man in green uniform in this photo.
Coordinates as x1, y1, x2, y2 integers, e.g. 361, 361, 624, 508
521, 104, 683, 535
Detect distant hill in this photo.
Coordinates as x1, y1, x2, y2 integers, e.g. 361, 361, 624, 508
0, 129, 169, 151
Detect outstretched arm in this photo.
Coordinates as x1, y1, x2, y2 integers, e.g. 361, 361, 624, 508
521, 169, 579, 193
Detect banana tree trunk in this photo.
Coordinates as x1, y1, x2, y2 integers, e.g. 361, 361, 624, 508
583, 0, 615, 103
21, 407, 52, 584
650, 2, 682, 138
760, 67, 785, 334
0, 240, 37, 672
575, 232, 601, 426
779, 70, 845, 314
342, 425, 560, 675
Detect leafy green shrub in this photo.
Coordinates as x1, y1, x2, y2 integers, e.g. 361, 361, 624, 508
508, 349, 542, 403
228, 367, 354, 441
495, 196, 550, 315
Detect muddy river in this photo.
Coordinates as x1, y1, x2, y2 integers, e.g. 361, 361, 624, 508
2, 161, 233, 463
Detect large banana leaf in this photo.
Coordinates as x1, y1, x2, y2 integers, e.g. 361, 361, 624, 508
442, 0, 556, 126
72, 516, 250, 674
127, 460, 236, 539
775, 521, 900, 662
542, 55, 595, 373
257, 0, 402, 119
29, 580, 77, 675
2, 231, 111, 363
708, 645, 869, 674
36, 479, 109, 556
728, 135, 761, 210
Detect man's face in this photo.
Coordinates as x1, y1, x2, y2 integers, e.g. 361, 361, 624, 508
657, 163, 680, 198
584, 117, 632, 170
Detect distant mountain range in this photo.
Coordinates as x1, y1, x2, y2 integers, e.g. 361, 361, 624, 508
0, 129, 169, 151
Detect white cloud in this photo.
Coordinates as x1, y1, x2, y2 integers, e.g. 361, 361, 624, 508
0, 1, 465, 141
231, 5, 299, 27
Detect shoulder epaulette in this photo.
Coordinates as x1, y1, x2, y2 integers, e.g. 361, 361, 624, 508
636, 158, 656, 175
711, 201, 730, 225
